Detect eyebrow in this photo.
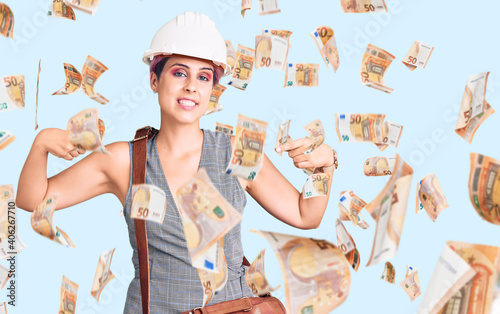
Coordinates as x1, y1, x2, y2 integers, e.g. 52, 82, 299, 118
169, 63, 214, 75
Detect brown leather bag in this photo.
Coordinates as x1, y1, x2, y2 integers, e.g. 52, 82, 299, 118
132, 127, 286, 314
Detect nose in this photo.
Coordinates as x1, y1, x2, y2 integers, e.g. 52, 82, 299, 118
184, 75, 197, 93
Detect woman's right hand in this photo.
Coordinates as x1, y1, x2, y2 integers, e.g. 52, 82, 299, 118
36, 128, 86, 161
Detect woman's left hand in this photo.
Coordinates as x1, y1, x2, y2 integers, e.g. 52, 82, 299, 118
275, 137, 334, 170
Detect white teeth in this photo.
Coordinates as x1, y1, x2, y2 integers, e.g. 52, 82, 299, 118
179, 99, 196, 107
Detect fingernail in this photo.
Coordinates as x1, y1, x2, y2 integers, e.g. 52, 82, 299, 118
276, 147, 282, 153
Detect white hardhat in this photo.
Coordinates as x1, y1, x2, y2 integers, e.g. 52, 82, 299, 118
142, 12, 231, 75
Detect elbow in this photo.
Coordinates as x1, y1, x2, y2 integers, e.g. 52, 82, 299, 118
297, 219, 322, 230
15, 195, 35, 213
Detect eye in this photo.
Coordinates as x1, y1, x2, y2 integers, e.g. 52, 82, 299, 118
174, 71, 187, 77
198, 75, 211, 82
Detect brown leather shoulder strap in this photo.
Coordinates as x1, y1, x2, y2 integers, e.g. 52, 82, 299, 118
131, 126, 157, 314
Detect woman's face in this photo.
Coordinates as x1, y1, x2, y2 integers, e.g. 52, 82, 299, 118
152, 55, 215, 125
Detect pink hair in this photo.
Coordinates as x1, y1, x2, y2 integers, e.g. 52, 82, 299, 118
150, 56, 223, 86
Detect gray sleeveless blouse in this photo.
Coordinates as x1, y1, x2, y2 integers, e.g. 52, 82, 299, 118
122, 129, 253, 313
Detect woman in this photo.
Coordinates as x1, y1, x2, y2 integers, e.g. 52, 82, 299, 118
16, 12, 337, 313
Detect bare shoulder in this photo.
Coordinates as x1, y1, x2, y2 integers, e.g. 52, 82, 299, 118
229, 135, 249, 191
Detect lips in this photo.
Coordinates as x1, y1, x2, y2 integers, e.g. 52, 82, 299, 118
177, 98, 198, 110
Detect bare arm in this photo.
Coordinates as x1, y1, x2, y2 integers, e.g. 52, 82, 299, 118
16, 128, 130, 212
231, 136, 336, 229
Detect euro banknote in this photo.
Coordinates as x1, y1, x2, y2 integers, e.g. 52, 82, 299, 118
0, 185, 28, 259
215, 122, 233, 135
64, 0, 101, 15
364, 156, 396, 176
258, 0, 281, 15
469, 153, 500, 225
131, 184, 167, 224
380, 261, 395, 284
81, 55, 109, 104
285, 63, 319, 87
59, 275, 78, 314
35, 59, 41, 130
0, 75, 25, 113
228, 44, 255, 90
226, 114, 267, 180
206, 84, 226, 115
52, 63, 82, 95
310, 26, 335, 68
245, 249, 280, 296
275, 120, 291, 156
339, 190, 370, 229
0, 3, 14, 38
0, 131, 15, 151
252, 230, 351, 314
176, 168, 242, 272
360, 44, 395, 93
336, 113, 403, 151
399, 265, 421, 302
91, 248, 115, 302
48, 0, 76, 20
31, 194, 75, 248
418, 241, 500, 314
340, 0, 387, 13
365, 154, 413, 266
402, 40, 434, 71
198, 240, 228, 306
225, 40, 236, 70
303, 173, 330, 199
455, 72, 494, 143
241, 0, 252, 17
67, 108, 109, 154
416, 173, 449, 222
255, 29, 291, 71
336, 219, 360, 271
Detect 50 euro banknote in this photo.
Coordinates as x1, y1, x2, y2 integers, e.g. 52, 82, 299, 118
0, 75, 25, 113
255, 29, 292, 71
360, 44, 395, 93
402, 40, 434, 71
228, 45, 255, 91
335, 113, 403, 151
340, 0, 387, 13
469, 153, 500, 225
67, 108, 109, 154
285, 63, 319, 87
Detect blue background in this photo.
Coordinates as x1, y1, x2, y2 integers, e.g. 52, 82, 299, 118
1, 0, 499, 313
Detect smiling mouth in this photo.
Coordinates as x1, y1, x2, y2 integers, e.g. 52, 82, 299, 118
178, 99, 198, 108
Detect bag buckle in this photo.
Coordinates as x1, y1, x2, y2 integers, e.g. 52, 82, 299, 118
132, 126, 153, 142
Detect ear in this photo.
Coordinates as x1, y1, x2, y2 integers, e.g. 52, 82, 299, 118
150, 72, 158, 93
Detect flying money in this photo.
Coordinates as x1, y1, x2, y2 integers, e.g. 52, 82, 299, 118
67, 108, 109, 154
241, 0, 252, 17
52, 63, 82, 95
59, 275, 78, 314
131, 184, 167, 224
0, 131, 15, 151
310, 26, 335, 68
0, 3, 14, 38
335, 219, 360, 271
35, 59, 41, 130
469, 153, 500, 225
285, 63, 319, 87
380, 261, 395, 284
198, 240, 228, 306
416, 173, 449, 222
402, 41, 434, 71
364, 156, 396, 176
336, 113, 403, 151
0, 185, 28, 259
399, 265, 421, 302
0, 75, 25, 113
418, 241, 500, 314
275, 120, 291, 156
91, 248, 116, 302
340, 0, 388, 13
245, 249, 280, 296
176, 168, 242, 272
339, 190, 370, 229
81, 55, 109, 104
360, 44, 395, 93
303, 173, 330, 199
228, 45, 255, 91
31, 194, 75, 248
0, 302, 5, 314
322, 34, 340, 73
226, 114, 267, 180
215, 122, 233, 135
303, 119, 325, 154
48, 0, 76, 20
455, 72, 495, 143
252, 230, 351, 314
255, 29, 291, 71
64, 0, 101, 15
365, 154, 413, 266
225, 40, 236, 70
258, 0, 281, 15
206, 84, 226, 115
